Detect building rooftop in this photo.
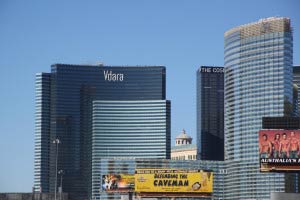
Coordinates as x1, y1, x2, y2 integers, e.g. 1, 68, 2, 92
224, 17, 291, 38
176, 129, 192, 139
171, 144, 197, 151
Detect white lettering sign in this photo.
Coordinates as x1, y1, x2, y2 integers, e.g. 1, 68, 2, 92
201, 67, 224, 73
104, 70, 124, 81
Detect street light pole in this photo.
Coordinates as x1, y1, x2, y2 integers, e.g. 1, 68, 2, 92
58, 170, 64, 200
53, 138, 60, 200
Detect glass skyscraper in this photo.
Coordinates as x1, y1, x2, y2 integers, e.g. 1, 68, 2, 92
34, 64, 170, 200
34, 73, 51, 193
197, 66, 224, 161
90, 100, 170, 199
224, 17, 293, 199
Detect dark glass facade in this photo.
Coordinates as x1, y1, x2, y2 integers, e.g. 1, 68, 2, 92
196, 66, 224, 161
293, 84, 299, 116
293, 66, 300, 115
34, 64, 170, 200
262, 117, 300, 129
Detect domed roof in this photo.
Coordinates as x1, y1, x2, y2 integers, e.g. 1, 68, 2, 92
176, 129, 192, 139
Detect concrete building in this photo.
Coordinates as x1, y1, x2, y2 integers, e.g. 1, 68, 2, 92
0, 193, 68, 200
270, 192, 300, 200
171, 129, 197, 160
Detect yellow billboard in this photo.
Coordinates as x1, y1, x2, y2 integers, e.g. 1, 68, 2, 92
135, 169, 213, 193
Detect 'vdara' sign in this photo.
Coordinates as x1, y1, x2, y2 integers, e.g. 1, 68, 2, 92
104, 70, 124, 81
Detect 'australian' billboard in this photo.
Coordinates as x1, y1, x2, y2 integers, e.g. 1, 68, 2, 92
259, 130, 300, 172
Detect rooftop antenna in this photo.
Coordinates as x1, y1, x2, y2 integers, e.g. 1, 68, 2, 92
96, 61, 104, 66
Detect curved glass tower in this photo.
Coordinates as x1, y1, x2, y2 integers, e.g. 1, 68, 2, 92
224, 17, 293, 199
91, 100, 170, 199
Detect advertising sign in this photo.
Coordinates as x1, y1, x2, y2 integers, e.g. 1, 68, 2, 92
259, 130, 300, 172
135, 169, 213, 193
102, 174, 135, 192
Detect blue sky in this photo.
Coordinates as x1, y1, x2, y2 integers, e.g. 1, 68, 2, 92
0, 0, 299, 192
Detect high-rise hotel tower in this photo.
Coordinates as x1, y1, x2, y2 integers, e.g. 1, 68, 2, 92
224, 17, 293, 199
34, 64, 170, 200
197, 66, 224, 161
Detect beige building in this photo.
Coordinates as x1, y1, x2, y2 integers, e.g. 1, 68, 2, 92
171, 129, 197, 160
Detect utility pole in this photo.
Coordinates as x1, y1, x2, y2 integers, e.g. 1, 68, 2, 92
58, 170, 64, 200
53, 138, 60, 200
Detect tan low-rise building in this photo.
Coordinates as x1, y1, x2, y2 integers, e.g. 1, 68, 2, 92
171, 129, 197, 160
